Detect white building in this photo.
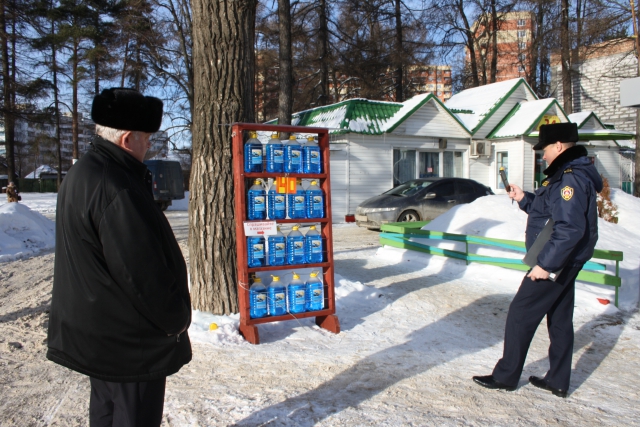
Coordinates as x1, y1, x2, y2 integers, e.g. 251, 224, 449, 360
281, 78, 635, 222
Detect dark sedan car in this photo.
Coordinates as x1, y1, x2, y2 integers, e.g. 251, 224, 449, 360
355, 177, 493, 229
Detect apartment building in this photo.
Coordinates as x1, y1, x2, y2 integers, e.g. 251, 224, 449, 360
467, 11, 534, 82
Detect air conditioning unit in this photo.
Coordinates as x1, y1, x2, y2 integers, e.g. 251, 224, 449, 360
471, 141, 489, 157
438, 138, 448, 149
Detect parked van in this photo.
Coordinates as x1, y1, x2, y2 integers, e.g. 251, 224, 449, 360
144, 160, 185, 211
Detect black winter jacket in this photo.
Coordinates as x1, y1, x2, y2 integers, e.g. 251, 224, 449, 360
518, 145, 603, 273
47, 136, 192, 382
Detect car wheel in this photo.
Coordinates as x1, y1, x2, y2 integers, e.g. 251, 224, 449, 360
397, 210, 420, 222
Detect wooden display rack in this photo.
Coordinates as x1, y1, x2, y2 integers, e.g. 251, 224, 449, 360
232, 123, 340, 344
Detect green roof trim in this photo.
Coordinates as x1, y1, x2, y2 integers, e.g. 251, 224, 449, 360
384, 93, 472, 136
471, 78, 538, 135
488, 99, 569, 139
450, 108, 474, 114
573, 112, 606, 129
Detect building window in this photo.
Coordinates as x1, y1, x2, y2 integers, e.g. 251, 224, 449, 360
518, 65, 526, 72
419, 152, 439, 178
443, 151, 463, 177
518, 30, 527, 38
519, 42, 527, 50
519, 53, 526, 62
393, 149, 416, 186
517, 19, 526, 27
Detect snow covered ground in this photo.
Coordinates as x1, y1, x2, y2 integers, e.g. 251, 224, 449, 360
0, 191, 639, 425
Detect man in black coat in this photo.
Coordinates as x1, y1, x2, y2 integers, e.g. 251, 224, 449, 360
47, 88, 192, 426
473, 122, 602, 398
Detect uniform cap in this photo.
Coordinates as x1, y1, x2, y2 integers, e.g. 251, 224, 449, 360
534, 122, 578, 150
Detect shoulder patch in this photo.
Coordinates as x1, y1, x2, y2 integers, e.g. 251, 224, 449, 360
561, 186, 574, 201
564, 168, 573, 174
542, 180, 549, 187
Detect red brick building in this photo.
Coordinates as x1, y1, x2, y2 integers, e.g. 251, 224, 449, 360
466, 11, 534, 83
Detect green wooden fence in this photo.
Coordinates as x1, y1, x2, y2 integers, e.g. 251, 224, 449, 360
380, 221, 624, 307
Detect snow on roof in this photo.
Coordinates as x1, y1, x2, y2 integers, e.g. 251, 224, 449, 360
445, 78, 534, 133
488, 99, 559, 139
274, 94, 463, 136
568, 111, 594, 127
25, 165, 58, 179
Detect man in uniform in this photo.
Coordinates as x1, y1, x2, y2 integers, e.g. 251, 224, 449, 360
472, 122, 602, 398
47, 88, 192, 426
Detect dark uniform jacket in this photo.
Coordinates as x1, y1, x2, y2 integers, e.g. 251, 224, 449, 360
47, 136, 192, 382
518, 145, 603, 273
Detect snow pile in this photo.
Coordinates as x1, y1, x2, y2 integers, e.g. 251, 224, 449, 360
187, 274, 375, 345
377, 193, 640, 312
0, 201, 55, 262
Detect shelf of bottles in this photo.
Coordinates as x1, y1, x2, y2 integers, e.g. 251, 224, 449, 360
232, 123, 340, 344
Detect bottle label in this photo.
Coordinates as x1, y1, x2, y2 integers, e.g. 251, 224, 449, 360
291, 149, 301, 165
274, 149, 284, 163
293, 288, 305, 305
273, 291, 286, 308
313, 196, 323, 210
311, 238, 322, 253
254, 196, 265, 212
293, 241, 304, 256
310, 150, 320, 164
275, 242, 285, 257
252, 243, 264, 259
294, 196, 305, 211
311, 287, 323, 302
252, 291, 267, 309
275, 196, 285, 210
250, 148, 262, 165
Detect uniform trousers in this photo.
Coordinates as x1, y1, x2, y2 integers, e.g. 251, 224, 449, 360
89, 377, 166, 427
492, 265, 582, 391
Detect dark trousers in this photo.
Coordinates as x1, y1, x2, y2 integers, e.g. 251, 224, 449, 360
90, 377, 166, 427
492, 266, 581, 391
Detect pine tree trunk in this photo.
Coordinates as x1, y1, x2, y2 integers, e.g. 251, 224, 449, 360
189, 0, 256, 314
394, 0, 403, 102
1, 0, 16, 182
318, 0, 329, 106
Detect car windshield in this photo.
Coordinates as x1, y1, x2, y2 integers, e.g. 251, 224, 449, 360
384, 180, 433, 197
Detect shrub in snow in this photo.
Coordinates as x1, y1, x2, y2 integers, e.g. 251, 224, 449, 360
597, 176, 618, 224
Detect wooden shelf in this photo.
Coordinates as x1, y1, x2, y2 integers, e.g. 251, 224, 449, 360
232, 123, 340, 344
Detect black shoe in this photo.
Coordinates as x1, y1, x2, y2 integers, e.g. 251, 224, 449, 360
472, 375, 516, 391
529, 376, 568, 398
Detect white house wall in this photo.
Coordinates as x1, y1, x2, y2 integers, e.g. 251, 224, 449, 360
587, 146, 621, 188
523, 144, 535, 192
393, 101, 470, 138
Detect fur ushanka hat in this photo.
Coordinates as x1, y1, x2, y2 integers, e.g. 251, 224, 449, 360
91, 88, 163, 133
534, 122, 579, 150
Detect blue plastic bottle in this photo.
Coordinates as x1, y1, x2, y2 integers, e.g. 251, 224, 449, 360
267, 226, 286, 266
247, 236, 266, 267
287, 179, 306, 219
304, 225, 323, 263
287, 272, 307, 314
268, 184, 286, 220
243, 131, 263, 173
286, 225, 306, 265
267, 275, 287, 316
249, 277, 268, 318
284, 135, 303, 173
247, 179, 267, 220
305, 180, 324, 219
303, 136, 322, 174
266, 132, 284, 173
305, 271, 324, 311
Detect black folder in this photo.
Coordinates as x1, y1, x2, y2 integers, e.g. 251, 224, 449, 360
522, 219, 563, 281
